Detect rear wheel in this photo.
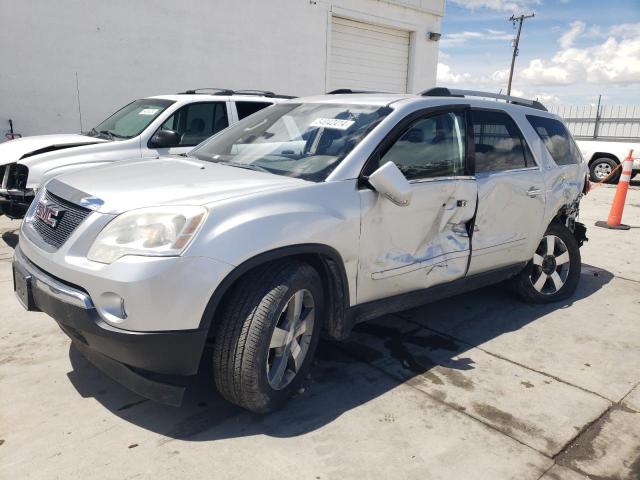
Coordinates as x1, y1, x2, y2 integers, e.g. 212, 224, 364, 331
514, 223, 581, 304
212, 260, 323, 413
589, 157, 620, 184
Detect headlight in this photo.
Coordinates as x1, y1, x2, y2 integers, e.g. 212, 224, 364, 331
87, 206, 207, 264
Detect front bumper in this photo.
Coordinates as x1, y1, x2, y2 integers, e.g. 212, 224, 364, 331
12, 245, 209, 405
0, 189, 34, 217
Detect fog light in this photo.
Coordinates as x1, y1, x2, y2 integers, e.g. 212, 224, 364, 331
98, 292, 127, 322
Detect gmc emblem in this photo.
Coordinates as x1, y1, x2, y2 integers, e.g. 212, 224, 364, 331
35, 201, 64, 228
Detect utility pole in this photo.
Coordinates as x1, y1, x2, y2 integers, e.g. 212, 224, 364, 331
507, 13, 535, 96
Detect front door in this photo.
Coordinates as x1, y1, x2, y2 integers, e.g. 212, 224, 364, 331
357, 109, 478, 304
143, 101, 230, 157
467, 109, 547, 274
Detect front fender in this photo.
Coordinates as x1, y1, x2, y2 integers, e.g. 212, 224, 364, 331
189, 180, 362, 308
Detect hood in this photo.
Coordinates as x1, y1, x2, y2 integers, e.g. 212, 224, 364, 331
0, 134, 108, 166
48, 157, 307, 214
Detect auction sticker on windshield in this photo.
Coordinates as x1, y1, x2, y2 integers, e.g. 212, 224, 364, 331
310, 118, 355, 130
139, 108, 160, 116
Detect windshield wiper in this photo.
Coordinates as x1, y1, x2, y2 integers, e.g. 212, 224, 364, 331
217, 161, 272, 174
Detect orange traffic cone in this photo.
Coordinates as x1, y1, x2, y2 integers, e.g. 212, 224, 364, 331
595, 149, 634, 230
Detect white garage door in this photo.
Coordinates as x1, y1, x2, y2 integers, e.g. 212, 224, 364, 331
329, 16, 410, 93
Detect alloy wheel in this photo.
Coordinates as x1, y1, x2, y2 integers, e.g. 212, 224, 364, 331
529, 234, 571, 295
266, 289, 315, 390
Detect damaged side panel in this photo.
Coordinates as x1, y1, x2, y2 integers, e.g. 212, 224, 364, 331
357, 178, 477, 304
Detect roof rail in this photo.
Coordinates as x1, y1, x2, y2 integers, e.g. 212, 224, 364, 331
233, 89, 275, 97
179, 88, 235, 95
179, 88, 296, 99
420, 87, 548, 111
327, 89, 384, 94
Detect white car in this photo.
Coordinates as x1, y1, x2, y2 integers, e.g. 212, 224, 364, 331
0, 89, 292, 216
576, 139, 640, 183
13, 89, 588, 413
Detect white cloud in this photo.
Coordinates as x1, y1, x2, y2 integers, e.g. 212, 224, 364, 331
438, 20, 640, 105
437, 63, 472, 84
521, 35, 640, 86
440, 29, 513, 47
559, 21, 585, 49
449, 0, 540, 13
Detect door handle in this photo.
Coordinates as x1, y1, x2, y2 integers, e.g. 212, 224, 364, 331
527, 187, 543, 197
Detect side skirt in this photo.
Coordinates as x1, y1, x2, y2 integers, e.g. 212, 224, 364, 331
342, 262, 526, 336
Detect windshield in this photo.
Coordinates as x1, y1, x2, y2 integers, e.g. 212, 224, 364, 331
87, 98, 174, 140
189, 103, 390, 182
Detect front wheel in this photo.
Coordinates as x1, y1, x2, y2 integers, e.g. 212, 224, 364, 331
513, 223, 581, 304
212, 261, 323, 413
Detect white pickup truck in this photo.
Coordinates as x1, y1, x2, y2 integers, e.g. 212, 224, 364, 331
576, 140, 640, 183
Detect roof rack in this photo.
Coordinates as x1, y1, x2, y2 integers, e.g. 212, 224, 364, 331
419, 87, 548, 111
179, 88, 296, 99
233, 89, 275, 97
180, 88, 235, 95
327, 89, 384, 94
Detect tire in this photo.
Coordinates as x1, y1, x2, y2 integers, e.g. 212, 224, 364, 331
212, 260, 323, 413
513, 223, 581, 304
589, 157, 620, 184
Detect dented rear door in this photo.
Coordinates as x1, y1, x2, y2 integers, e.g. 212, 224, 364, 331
357, 108, 477, 304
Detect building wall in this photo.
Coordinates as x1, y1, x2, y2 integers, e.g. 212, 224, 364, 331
0, 0, 444, 137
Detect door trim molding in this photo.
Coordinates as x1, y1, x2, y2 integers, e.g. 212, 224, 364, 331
371, 249, 469, 280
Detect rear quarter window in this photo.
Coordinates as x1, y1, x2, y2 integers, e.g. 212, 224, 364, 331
236, 101, 273, 120
526, 115, 579, 166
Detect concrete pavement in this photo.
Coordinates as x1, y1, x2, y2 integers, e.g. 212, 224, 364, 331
1, 181, 639, 480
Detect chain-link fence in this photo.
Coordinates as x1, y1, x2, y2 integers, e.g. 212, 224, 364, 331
549, 104, 640, 141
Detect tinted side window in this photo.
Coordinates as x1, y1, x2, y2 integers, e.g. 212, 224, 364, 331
160, 102, 229, 147
236, 101, 272, 120
526, 115, 578, 166
471, 110, 533, 173
381, 112, 466, 180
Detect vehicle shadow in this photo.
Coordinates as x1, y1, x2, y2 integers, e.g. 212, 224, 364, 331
1, 229, 19, 249
65, 263, 613, 442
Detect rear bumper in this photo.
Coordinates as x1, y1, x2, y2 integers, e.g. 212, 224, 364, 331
12, 246, 208, 405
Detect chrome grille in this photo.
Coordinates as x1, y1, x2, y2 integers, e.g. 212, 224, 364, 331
30, 190, 91, 249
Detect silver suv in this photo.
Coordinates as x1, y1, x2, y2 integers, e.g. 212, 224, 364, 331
12, 89, 589, 413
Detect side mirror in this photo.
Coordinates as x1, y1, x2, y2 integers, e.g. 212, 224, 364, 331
368, 161, 412, 207
148, 129, 181, 149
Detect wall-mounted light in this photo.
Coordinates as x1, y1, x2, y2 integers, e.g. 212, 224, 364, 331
427, 32, 442, 42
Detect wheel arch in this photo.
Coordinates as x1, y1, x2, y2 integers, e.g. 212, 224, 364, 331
199, 244, 351, 340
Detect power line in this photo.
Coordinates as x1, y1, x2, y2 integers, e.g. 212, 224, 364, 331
507, 13, 535, 96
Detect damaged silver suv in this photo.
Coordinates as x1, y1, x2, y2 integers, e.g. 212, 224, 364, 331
13, 89, 588, 413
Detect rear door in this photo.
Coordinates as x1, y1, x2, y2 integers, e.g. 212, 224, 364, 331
357, 107, 477, 304
467, 109, 546, 275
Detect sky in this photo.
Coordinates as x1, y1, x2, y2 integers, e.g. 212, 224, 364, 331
437, 0, 640, 105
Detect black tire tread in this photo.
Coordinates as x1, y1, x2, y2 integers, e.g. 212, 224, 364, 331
212, 260, 319, 412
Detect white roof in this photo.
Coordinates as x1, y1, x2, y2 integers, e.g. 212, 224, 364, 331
148, 94, 286, 102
